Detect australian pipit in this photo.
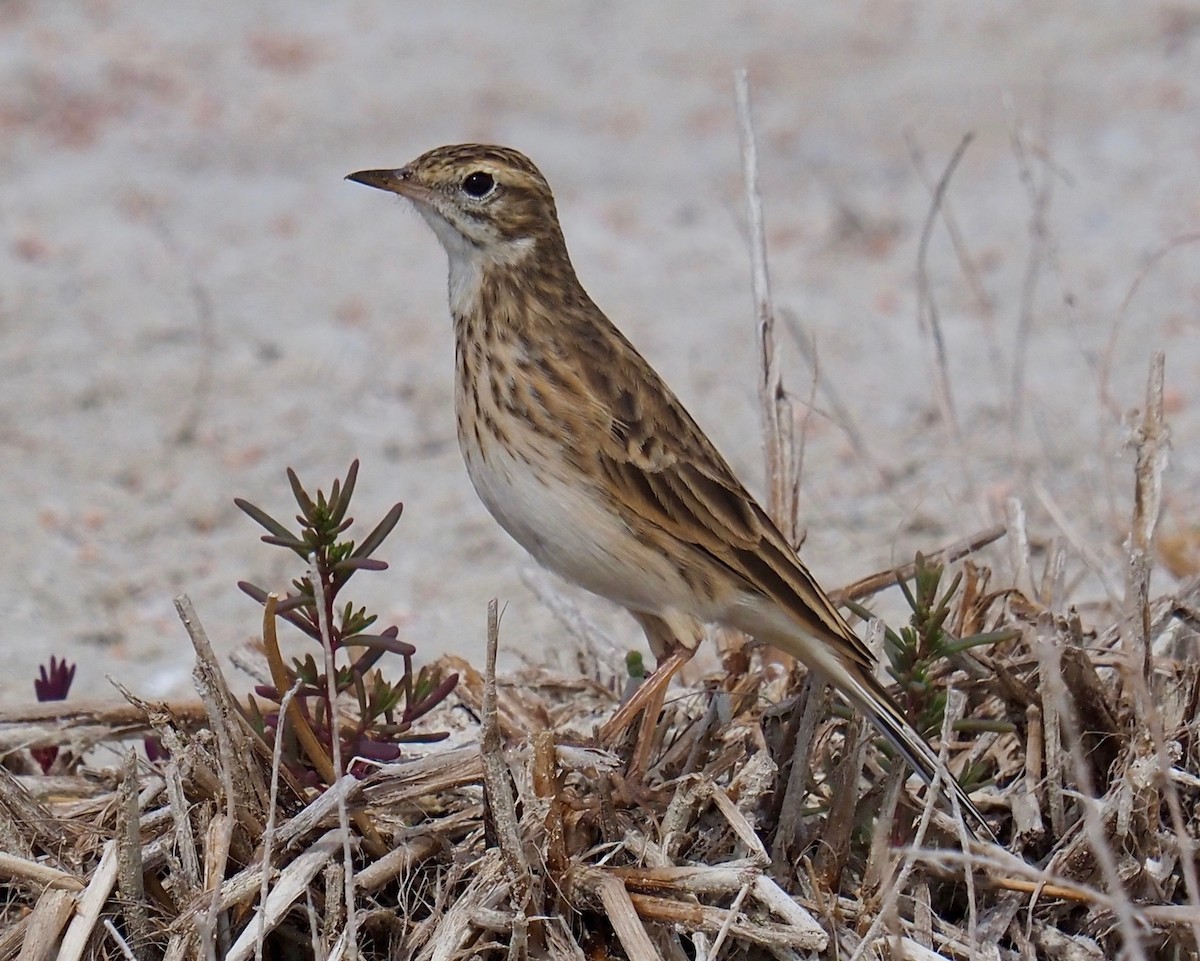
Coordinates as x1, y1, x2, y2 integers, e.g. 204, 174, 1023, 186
348, 144, 988, 836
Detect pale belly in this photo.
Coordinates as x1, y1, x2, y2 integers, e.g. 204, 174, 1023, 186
459, 429, 692, 617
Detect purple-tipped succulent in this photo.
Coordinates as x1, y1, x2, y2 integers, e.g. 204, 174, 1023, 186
32, 656, 76, 772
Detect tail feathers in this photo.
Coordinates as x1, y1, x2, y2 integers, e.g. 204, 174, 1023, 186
721, 599, 993, 839
844, 668, 995, 842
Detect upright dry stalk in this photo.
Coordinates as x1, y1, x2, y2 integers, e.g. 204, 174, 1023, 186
1033, 480, 1124, 604
846, 689, 959, 961
1119, 353, 1200, 946
780, 307, 884, 481
145, 209, 217, 446
257, 677, 303, 961
312, 559, 359, 960
103, 917, 138, 961
913, 132, 972, 446
734, 69, 799, 544
768, 673, 826, 871
480, 600, 533, 924
1099, 233, 1200, 418
1032, 619, 1066, 839
116, 749, 148, 957
1004, 497, 1035, 600
1126, 352, 1167, 682
1035, 614, 1151, 961
906, 134, 1005, 390
1006, 103, 1054, 433
176, 594, 239, 961
57, 842, 119, 961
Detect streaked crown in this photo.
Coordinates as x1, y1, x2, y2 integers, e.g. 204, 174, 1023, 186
349, 144, 564, 260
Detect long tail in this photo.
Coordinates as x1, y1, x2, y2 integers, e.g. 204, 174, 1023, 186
839, 662, 995, 842
723, 593, 994, 840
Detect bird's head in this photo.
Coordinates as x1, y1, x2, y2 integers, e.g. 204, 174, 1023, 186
348, 144, 563, 268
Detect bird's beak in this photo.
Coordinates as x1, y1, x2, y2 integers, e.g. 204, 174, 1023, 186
345, 167, 421, 198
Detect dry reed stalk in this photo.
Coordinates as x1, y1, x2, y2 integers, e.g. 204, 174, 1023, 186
831, 523, 1006, 605
734, 68, 798, 545
311, 557, 360, 959
1117, 354, 1200, 949
1125, 351, 1167, 682
480, 599, 534, 923
225, 831, 344, 961
1006, 100, 1055, 434
255, 676, 302, 961
913, 132, 972, 447
768, 672, 826, 870
57, 840, 119, 961
0, 698, 207, 755
1033, 479, 1124, 603
0, 851, 82, 892
905, 134, 1004, 395
1098, 232, 1200, 418
115, 749, 149, 951
778, 306, 885, 483
1037, 612, 1151, 961
15, 887, 76, 961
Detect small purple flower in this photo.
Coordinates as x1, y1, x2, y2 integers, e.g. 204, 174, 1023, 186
34, 656, 76, 702
32, 656, 76, 773
144, 736, 169, 763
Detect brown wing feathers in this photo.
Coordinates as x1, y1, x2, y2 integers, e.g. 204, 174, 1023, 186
580, 322, 877, 670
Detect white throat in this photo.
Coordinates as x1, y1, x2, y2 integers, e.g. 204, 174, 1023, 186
414, 205, 537, 318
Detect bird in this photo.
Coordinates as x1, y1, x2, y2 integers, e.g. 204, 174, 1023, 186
347, 144, 989, 837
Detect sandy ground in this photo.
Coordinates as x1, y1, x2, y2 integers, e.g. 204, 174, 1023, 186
2, 2, 1198, 701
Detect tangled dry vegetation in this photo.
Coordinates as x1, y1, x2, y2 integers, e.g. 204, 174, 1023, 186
1, 350, 1199, 959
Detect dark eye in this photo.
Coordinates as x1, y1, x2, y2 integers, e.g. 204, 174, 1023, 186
461, 171, 495, 198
